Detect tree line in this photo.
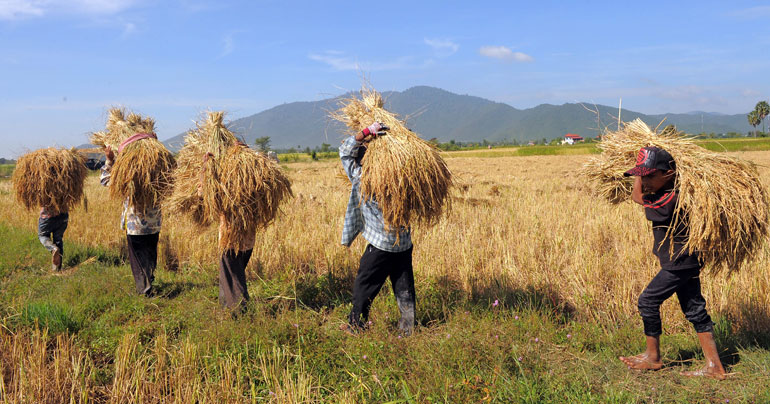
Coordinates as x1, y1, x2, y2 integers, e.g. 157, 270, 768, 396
748, 101, 770, 136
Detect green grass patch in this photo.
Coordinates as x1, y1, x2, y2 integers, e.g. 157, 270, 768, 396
0, 223, 123, 278
19, 301, 81, 334
694, 137, 770, 152
278, 151, 338, 163
443, 138, 770, 158
0, 164, 14, 178
444, 144, 601, 158
1, 223, 769, 402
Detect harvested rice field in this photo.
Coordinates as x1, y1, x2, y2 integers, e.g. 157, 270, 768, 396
1, 151, 770, 403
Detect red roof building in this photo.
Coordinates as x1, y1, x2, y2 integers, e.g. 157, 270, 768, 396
563, 133, 584, 144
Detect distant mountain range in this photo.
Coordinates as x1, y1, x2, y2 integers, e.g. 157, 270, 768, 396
139, 86, 755, 151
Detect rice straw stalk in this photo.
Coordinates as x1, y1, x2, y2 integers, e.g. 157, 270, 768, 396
331, 85, 453, 230
12, 147, 88, 213
583, 118, 769, 275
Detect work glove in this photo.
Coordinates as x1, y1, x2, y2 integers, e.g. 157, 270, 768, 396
359, 122, 389, 141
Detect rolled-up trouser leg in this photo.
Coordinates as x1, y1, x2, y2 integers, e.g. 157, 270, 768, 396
389, 247, 415, 335
675, 273, 713, 333
38, 233, 57, 252
51, 213, 68, 254
349, 244, 390, 329
126, 233, 159, 296
638, 267, 703, 336
38, 213, 68, 253
219, 249, 252, 309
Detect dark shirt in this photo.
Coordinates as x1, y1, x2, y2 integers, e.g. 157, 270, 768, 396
643, 186, 701, 270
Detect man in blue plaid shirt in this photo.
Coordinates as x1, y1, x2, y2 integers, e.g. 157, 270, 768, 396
340, 122, 416, 336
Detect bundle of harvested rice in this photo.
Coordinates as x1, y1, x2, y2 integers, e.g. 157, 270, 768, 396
168, 112, 292, 250
583, 118, 769, 274
215, 144, 293, 250
331, 86, 452, 230
167, 111, 240, 227
94, 109, 176, 213
12, 148, 88, 213
90, 108, 130, 149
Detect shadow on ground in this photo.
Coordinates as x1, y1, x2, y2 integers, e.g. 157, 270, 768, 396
285, 268, 575, 330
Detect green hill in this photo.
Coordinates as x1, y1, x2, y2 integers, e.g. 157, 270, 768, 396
163, 86, 754, 151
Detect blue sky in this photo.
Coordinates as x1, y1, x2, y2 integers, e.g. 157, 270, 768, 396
1, 0, 769, 156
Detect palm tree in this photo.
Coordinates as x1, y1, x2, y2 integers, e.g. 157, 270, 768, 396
756, 101, 770, 134
748, 110, 761, 136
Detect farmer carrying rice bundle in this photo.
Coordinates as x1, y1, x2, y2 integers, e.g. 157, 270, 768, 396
12, 148, 88, 271
168, 112, 292, 312
584, 119, 769, 379
332, 86, 452, 336
94, 108, 176, 297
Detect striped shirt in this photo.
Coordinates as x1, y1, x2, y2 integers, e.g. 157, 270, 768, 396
339, 136, 411, 252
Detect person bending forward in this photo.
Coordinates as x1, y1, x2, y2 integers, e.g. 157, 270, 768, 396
619, 146, 726, 380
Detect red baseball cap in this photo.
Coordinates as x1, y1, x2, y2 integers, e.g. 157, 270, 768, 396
624, 147, 675, 177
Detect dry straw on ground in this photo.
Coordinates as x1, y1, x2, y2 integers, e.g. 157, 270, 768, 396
93, 108, 176, 213
331, 86, 452, 230
11, 147, 87, 213
583, 118, 769, 274
168, 112, 292, 251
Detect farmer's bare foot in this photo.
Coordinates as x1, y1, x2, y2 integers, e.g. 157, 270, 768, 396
681, 363, 726, 380
619, 353, 663, 370
339, 323, 358, 336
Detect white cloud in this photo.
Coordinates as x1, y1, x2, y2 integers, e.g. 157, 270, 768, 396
741, 89, 761, 98
178, 0, 222, 13
424, 38, 459, 57
0, 0, 45, 19
0, 0, 140, 20
120, 21, 136, 37
70, 0, 138, 14
729, 5, 770, 19
1, 55, 19, 64
308, 52, 360, 71
309, 51, 435, 72
479, 45, 533, 62
219, 32, 235, 58
308, 51, 412, 71
657, 85, 705, 101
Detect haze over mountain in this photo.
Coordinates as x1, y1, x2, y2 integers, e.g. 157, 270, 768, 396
155, 86, 753, 151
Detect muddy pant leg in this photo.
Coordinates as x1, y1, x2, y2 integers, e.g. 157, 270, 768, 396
389, 247, 415, 335
675, 271, 713, 333
349, 244, 391, 328
51, 213, 68, 255
219, 249, 252, 309
38, 217, 57, 252
126, 233, 159, 296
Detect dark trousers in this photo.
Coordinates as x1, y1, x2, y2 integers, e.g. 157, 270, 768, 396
126, 233, 159, 296
349, 244, 415, 333
638, 267, 713, 336
38, 213, 69, 254
219, 249, 252, 309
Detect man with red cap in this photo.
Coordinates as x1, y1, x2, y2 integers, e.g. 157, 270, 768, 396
618, 146, 726, 380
